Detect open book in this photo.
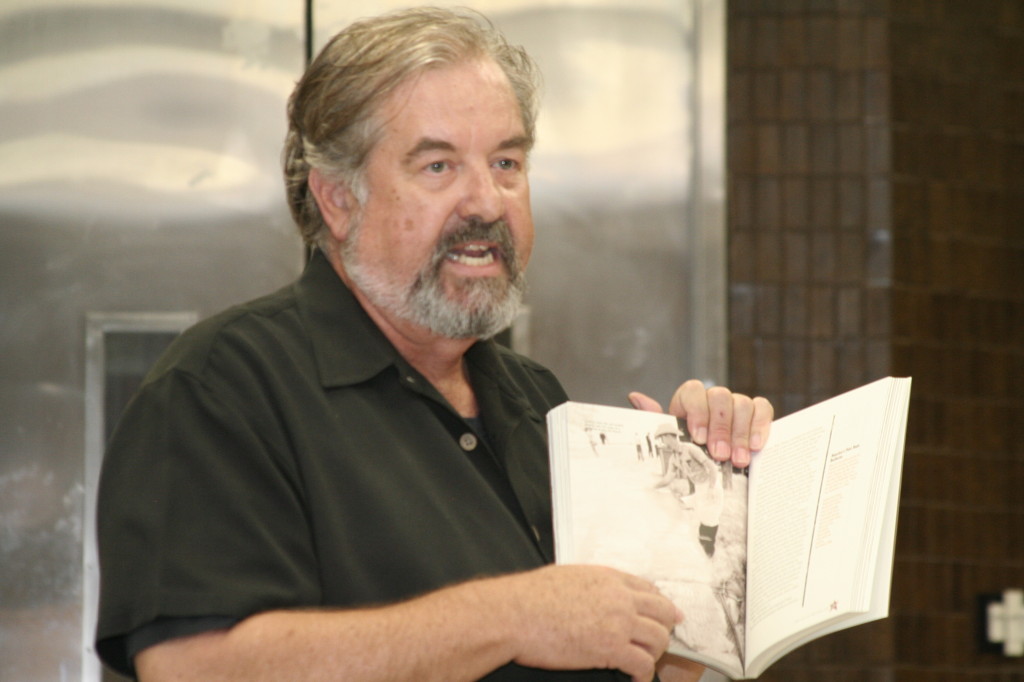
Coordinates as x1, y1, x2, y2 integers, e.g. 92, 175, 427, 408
547, 376, 911, 679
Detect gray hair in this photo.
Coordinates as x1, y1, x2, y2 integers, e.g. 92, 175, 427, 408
283, 6, 542, 246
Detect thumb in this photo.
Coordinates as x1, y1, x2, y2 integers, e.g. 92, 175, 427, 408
627, 392, 663, 414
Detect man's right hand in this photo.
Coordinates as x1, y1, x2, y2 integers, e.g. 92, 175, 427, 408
497, 564, 681, 682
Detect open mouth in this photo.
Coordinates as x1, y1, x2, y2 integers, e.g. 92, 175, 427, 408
445, 243, 500, 266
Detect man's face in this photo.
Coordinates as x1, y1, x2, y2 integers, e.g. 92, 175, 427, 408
658, 433, 681, 454
340, 58, 534, 339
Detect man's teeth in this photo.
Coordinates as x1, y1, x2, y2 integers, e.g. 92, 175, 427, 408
446, 245, 496, 266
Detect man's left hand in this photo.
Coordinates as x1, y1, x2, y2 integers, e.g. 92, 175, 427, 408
628, 380, 773, 468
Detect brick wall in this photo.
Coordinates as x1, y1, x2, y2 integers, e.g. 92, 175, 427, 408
727, 0, 1024, 679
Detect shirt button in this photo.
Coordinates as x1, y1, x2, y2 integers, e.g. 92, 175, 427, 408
459, 432, 478, 451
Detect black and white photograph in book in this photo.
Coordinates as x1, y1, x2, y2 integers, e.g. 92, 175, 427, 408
550, 404, 749, 671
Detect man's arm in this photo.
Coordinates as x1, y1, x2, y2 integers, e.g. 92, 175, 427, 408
136, 564, 679, 682
136, 381, 767, 682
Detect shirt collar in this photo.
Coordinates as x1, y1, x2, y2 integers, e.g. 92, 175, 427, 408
295, 249, 400, 388
295, 249, 530, 406
465, 337, 542, 419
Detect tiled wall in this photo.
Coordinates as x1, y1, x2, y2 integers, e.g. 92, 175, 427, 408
728, 0, 894, 420
727, 0, 1024, 679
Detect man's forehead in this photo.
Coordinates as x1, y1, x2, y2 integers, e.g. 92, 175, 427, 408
374, 60, 526, 139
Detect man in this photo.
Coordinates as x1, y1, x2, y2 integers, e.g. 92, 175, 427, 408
95, 8, 772, 681
685, 447, 725, 558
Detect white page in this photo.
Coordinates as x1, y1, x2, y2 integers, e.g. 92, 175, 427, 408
744, 378, 900, 667
746, 379, 911, 677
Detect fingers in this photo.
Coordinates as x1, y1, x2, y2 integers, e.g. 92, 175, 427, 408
604, 574, 680, 679
728, 392, 753, 465
507, 565, 678, 679
626, 617, 672, 682
625, 588, 677, 682
634, 586, 688, 682
750, 396, 774, 451
632, 583, 682, 631
668, 380, 710, 442
668, 380, 774, 468
627, 391, 663, 413
704, 386, 735, 463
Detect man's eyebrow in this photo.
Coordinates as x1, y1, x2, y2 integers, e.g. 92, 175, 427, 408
497, 135, 533, 152
404, 134, 534, 163
404, 137, 455, 162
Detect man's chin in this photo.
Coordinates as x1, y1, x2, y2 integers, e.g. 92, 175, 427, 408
409, 282, 523, 340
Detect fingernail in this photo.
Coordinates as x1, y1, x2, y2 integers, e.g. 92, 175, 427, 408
714, 441, 730, 461
628, 394, 642, 410
735, 447, 750, 467
750, 434, 763, 451
695, 427, 708, 445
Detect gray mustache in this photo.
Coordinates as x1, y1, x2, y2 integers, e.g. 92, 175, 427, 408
432, 218, 518, 272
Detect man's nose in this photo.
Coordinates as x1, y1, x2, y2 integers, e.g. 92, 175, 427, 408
458, 164, 503, 223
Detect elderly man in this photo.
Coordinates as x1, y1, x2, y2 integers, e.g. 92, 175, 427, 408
95, 7, 771, 682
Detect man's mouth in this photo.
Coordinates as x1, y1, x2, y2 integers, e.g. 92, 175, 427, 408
445, 243, 500, 267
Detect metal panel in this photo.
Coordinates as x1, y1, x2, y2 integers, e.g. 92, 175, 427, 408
82, 313, 199, 681
312, 0, 727, 406
0, 0, 725, 676
0, 2, 305, 679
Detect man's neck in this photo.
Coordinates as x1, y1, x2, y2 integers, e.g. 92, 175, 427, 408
329, 255, 480, 417
381, 322, 479, 418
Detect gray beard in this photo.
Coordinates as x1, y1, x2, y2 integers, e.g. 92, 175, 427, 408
342, 217, 526, 340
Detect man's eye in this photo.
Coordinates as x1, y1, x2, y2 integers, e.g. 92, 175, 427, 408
426, 161, 448, 173
496, 159, 518, 171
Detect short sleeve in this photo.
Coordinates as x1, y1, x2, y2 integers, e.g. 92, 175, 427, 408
95, 365, 319, 675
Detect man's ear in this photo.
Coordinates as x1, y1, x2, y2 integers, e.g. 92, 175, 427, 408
307, 168, 356, 242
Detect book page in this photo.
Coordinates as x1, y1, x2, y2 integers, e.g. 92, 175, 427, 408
803, 380, 911, 644
744, 424, 830, 633
548, 402, 748, 678
744, 377, 905, 672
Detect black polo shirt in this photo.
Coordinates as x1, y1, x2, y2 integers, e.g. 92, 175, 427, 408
95, 251, 629, 681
